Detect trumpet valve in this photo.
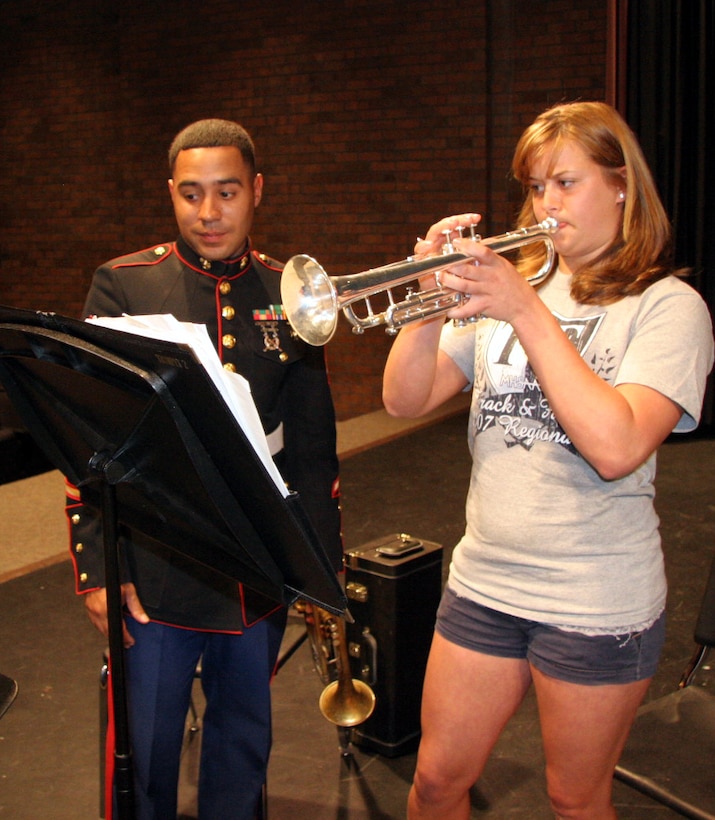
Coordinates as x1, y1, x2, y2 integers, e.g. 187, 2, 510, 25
442, 223, 481, 254
441, 228, 456, 254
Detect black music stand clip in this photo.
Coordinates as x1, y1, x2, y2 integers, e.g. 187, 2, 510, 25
0, 306, 346, 819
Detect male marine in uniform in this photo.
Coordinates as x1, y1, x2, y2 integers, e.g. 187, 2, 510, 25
66, 119, 342, 819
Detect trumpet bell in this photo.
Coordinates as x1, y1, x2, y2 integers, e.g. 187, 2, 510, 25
319, 677, 376, 727
280, 254, 339, 346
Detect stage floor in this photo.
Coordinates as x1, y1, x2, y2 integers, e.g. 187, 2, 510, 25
0, 411, 713, 818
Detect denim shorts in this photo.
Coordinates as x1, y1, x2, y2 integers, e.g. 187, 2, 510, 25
435, 586, 666, 685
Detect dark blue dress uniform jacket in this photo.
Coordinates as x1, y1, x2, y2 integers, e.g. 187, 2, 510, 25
66, 237, 342, 632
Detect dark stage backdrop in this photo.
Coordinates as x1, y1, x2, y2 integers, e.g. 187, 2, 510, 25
621, 0, 715, 427
0, 0, 609, 422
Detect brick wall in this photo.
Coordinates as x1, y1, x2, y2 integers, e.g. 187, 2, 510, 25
0, 0, 607, 420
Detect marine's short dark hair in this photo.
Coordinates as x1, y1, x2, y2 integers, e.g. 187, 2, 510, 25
168, 119, 257, 175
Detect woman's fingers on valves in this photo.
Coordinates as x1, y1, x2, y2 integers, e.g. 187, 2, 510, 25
427, 213, 482, 245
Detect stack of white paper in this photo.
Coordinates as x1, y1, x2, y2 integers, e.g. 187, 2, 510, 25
86, 314, 288, 497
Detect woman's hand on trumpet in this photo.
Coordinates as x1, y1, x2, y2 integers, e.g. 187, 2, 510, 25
414, 212, 482, 256
419, 212, 541, 325
414, 212, 481, 292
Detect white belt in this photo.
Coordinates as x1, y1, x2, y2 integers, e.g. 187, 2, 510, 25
266, 422, 284, 456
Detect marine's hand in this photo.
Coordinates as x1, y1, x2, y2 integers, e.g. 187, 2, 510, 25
84, 583, 150, 648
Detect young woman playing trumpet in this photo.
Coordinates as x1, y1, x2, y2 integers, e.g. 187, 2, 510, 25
383, 101, 714, 819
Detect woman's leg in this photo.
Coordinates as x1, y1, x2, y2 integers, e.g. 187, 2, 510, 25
408, 631, 532, 819
532, 667, 651, 819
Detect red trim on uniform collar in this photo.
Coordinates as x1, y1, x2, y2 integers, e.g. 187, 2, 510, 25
173, 239, 253, 279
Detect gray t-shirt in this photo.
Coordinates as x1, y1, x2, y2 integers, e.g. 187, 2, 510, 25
440, 270, 714, 634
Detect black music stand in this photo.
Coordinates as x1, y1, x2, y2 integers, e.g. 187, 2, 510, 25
0, 305, 346, 820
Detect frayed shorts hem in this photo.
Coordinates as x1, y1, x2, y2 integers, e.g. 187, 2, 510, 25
435, 586, 665, 685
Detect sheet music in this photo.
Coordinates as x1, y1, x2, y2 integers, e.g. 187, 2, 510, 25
86, 314, 289, 497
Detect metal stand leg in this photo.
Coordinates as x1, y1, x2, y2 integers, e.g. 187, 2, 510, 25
95, 470, 134, 820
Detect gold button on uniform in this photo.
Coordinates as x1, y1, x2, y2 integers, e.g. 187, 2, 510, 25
223, 362, 237, 373
71, 513, 80, 525
222, 306, 235, 320
222, 334, 236, 349
80, 573, 88, 583
75, 543, 83, 554
219, 281, 231, 295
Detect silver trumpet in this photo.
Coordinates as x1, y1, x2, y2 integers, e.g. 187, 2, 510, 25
280, 217, 559, 345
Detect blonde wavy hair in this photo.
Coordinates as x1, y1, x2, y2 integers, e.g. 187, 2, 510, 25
511, 101, 678, 305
